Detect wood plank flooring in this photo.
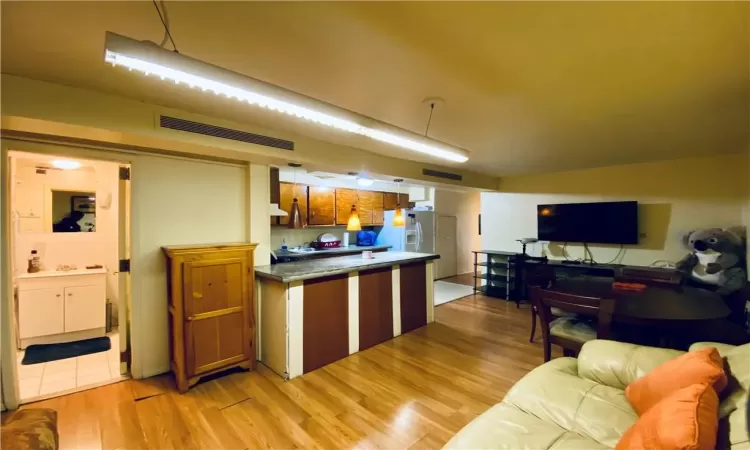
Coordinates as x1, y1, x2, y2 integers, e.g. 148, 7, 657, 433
6, 294, 559, 449
438, 273, 474, 287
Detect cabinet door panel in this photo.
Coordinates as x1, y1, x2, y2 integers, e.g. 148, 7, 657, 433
279, 183, 308, 225
371, 192, 384, 225
383, 193, 398, 210
308, 187, 336, 225
335, 188, 358, 225
184, 258, 250, 376
358, 191, 374, 225
64, 285, 105, 332
398, 193, 410, 208
19, 288, 64, 338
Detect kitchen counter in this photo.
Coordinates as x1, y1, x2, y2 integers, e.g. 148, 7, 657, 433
273, 244, 391, 261
256, 251, 439, 283
256, 251, 439, 380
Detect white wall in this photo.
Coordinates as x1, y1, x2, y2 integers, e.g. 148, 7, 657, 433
11, 155, 120, 323
434, 189, 481, 274
481, 154, 748, 266
130, 155, 247, 378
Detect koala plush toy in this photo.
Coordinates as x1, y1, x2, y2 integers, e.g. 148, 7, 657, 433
675, 227, 747, 295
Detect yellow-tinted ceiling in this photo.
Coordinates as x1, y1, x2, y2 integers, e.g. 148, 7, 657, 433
2, 1, 748, 176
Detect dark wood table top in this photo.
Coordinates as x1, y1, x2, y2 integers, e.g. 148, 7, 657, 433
551, 278, 730, 323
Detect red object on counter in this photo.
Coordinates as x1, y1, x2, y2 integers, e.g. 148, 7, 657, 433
613, 281, 647, 292
311, 240, 341, 249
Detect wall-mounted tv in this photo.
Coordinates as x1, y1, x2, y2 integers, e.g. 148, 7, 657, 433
537, 201, 638, 245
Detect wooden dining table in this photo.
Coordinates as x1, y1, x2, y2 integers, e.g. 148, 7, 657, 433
551, 277, 731, 325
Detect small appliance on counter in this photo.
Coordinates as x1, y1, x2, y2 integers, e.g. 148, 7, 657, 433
356, 230, 377, 246
311, 232, 341, 249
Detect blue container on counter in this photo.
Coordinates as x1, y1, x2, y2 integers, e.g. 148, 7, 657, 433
356, 230, 377, 246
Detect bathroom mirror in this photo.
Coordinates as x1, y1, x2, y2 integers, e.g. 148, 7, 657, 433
51, 190, 96, 232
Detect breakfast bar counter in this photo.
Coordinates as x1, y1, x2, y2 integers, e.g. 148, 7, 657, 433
255, 252, 440, 379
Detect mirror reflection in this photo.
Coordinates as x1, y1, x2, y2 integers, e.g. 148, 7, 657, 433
52, 190, 96, 232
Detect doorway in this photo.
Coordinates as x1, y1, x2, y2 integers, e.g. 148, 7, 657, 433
436, 215, 458, 280
5, 149, 131, 403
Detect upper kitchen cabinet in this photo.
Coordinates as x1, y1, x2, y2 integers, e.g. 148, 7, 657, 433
383, 192, 398, 211
371, 192, 385, 225
308, 186, 336, 226
399, 193, 410, 208
335, 188, 359, 225
357, 191, 374, 225
279, 182, 308, 226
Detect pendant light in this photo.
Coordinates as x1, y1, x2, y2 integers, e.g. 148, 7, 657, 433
346, 204, 362, 231
392, 178, 405, 227
287, 163, 306, 229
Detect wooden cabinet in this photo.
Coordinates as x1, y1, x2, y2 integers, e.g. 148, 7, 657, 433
399, 193, 410, 208
371, 192, 384, 225
278, 182, 308, 226
358, 191, 374, 225
163, 243, 257, 393
383, 193, 398, 211
308, 187, 336, 225
335, 188, 359, 225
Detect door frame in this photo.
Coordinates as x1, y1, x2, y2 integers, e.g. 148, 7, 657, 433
1, 138, 134, 409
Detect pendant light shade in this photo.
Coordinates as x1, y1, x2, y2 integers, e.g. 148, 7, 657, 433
346, 204, 362, 231
393, 207, 406, 227
287, 197, 306, 229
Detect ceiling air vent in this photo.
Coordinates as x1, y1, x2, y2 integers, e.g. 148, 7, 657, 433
422, 168, 462, 181
159, 115, 294, 151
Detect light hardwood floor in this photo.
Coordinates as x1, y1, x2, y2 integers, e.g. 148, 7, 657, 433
4, 294, 559, 449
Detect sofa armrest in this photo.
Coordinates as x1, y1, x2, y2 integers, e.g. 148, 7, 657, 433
577, 340, 684, 390
689, 341, 737, 356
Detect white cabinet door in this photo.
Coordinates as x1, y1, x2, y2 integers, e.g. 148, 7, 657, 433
18, 288, 65, 338
64, 285, 105, 332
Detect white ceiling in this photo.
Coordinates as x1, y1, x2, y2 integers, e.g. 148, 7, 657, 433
2, 2, 748, 177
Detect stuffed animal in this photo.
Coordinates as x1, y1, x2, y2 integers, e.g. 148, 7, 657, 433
675, 227, 747, 295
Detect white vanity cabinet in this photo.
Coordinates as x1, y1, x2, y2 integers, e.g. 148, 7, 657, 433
17, 269, 107, 348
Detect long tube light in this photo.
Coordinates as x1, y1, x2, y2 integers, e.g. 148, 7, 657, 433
104, 32, 469, 163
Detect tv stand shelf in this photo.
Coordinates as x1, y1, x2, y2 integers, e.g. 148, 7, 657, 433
472, 250, 524, 306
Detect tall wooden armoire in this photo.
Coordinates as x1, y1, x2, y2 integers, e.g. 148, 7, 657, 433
162, 243, 257, 393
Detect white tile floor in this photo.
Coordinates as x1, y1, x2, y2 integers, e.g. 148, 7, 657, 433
17, 331, 122, 400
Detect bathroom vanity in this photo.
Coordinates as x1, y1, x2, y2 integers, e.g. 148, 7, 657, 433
16, 268, 107, 349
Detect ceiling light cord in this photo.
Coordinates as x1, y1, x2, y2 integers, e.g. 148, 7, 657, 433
157, 0, 170, 48
152, 0, 178, 53
424, 102, 435, 137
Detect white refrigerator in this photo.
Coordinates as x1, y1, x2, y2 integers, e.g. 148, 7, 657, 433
377, 210, 436, 253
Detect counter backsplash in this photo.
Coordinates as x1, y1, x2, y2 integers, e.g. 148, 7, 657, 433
270, 227, 347, 249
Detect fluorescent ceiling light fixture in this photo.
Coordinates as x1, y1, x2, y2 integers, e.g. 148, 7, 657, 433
357, 177, 374, 187
51, 160, 81, 170
104, 32, 469, 163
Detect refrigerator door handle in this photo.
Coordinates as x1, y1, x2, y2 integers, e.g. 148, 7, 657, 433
416, 222, 422, 252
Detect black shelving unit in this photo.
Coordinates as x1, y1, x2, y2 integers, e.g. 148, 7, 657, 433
472, 250, 524, 307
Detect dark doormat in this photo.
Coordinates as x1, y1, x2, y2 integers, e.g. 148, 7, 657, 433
22, 336, 111, 365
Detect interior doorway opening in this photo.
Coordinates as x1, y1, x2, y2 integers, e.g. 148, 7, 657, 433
6, 149, 132, 403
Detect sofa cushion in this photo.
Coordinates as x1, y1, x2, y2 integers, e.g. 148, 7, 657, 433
625, 347, 727, 416
616, 382, 719, 450
442, 403, 610, 450
0, 409, 58, 450
503, 357, 637, 448
578, 340, 684, 390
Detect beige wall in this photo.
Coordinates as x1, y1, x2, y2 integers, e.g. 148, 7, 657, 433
481, 154, 748, 266
1, 74, 499, 191
434, 189, 481, 274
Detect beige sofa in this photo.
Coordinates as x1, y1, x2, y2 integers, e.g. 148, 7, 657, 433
444, 340, 749, 449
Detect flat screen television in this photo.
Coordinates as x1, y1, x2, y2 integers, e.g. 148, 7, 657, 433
537, 201, 638, 245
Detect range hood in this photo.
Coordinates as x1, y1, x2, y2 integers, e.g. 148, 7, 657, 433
270, 203, 288, 216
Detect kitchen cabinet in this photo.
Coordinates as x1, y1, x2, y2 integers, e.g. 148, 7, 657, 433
335, 188, 359, 225
358, 191, 374, 225
308, 186, 336, 225
399, 193, 410, 208
163, 243, 257, 393
16, 269, 107, 348
371, 192, 385, 225
383, 193, 398, 210
279, 182, 308, 226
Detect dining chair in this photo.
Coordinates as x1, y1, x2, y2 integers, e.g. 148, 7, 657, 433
526, 265, 557, 343
530, 286, 615, 362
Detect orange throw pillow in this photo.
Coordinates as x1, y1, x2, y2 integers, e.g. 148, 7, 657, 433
625, 347, 727, 415
616, 382, 719, 450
